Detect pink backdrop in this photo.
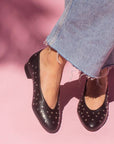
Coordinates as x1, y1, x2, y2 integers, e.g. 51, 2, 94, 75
0, 0, 114, 144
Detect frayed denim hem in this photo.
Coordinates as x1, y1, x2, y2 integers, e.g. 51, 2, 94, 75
44, 39, 113, 80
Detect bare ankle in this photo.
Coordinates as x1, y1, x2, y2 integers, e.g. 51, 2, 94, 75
43, 46, 66, 67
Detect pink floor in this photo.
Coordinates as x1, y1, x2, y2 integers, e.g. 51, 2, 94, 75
0, 0, 114, 144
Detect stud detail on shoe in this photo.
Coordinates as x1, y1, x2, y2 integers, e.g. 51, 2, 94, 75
77, 80, 109, 132
24, 50, 60, 133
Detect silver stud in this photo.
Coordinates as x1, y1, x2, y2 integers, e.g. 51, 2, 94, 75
106, 101, 108, 104
106, 106, 108, 109
88, 115, 90, 117
52, 121, 55, 124
86, 111, 89, 114
101, 117, 104, 119
55, 112, 58, 114
55, 116, 57, 119
95, 115, 98, 117
83, 108, 85, 111
92, 119, 94, 121
49, 115, 51, 118
79, 103, 81, 105
47, 111, 49, 113
41, 105, 44, 108
51, 111, 53, 114
92, 112, 95, 115
28, 62, 30, 65
32, 65, 34, 67
99, 120, 102, 123
98, 112, 100, 115
80, 99, 83, 102
85, 119, 87, 122
82, 115, 84, 118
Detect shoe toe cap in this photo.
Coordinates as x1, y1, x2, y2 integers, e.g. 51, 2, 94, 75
83, 119, 105, 132
32, 106, 60, 133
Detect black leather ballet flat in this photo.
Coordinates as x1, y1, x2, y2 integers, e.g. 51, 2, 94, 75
77, 80, 109, 132
24, 50, 60, 133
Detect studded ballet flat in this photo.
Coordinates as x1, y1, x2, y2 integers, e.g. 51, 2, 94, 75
24, 50, 60, 133
77, 80, 109, 132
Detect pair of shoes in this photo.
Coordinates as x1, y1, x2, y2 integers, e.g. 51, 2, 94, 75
24, 50, 60, 133
77, 79, 109, 132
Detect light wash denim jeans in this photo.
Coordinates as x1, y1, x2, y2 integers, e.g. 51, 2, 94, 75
46, 0, 114, 78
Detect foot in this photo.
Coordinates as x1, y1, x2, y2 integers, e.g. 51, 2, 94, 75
85, 68, 108, 110
40, 46, 66, 109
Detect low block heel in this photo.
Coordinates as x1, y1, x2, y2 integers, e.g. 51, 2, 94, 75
24, 63, 32, 79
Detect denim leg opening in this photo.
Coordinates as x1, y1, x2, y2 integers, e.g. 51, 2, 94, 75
79, 67, 112, 79
79, 67, 112, 88
43, 40, 113, 84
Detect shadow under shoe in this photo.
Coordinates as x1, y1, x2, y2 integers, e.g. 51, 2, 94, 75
24, 50, 61, 133
77, 80, 109, 132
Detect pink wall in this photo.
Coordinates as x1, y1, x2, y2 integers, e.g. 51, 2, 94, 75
0, 0, 114, 144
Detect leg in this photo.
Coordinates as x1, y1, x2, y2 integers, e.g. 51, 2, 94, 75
40, 46, 66, 109
85, 67, 108, 110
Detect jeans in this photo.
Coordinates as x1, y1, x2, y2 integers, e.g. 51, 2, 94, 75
46, 0, 114, 78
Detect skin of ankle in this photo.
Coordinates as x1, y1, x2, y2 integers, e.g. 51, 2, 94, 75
44, 46, 66, 67
85, 67, 108, 98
